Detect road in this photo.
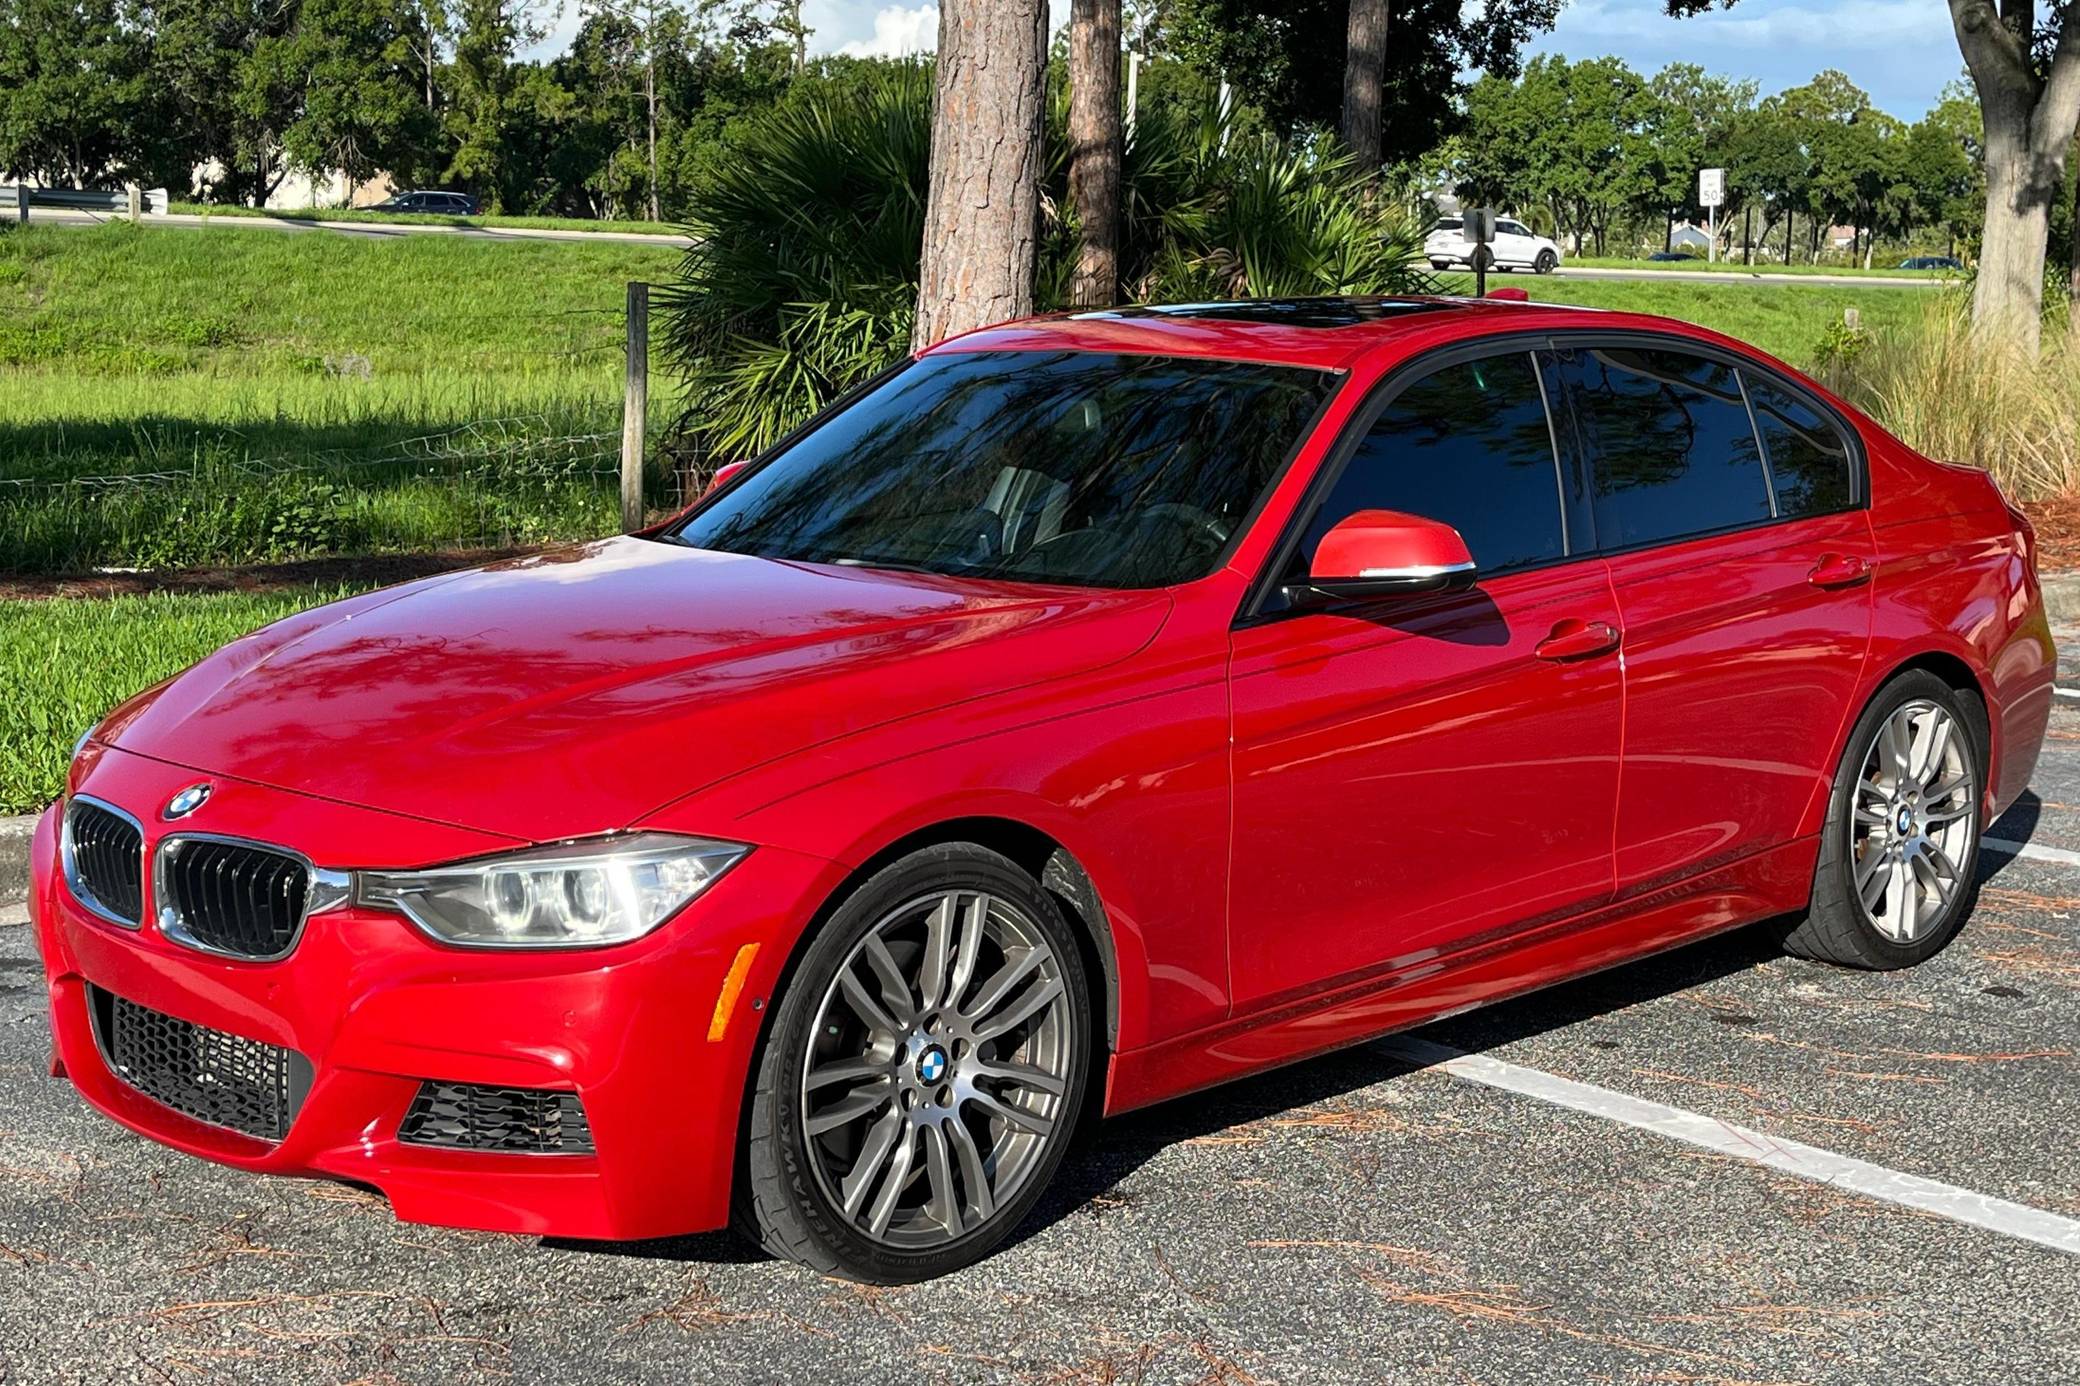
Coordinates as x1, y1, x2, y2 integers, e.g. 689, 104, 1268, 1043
4, 645, 2079, 1381
30, 209, 1947, 286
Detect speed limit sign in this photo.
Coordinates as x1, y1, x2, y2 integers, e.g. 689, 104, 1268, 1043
1699, 168, 1726, 208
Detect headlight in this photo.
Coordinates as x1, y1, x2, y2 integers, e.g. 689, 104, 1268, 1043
357, 833, 748, 949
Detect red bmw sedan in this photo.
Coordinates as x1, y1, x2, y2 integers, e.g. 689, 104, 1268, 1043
30, 297, 2054, 1282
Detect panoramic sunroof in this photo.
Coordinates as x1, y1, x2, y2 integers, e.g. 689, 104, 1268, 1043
1069, 297, 1457, 328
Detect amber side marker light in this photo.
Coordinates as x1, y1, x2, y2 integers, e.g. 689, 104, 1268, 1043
708, 943, 762, 1041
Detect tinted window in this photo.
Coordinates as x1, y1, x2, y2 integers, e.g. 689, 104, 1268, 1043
674, 351, 1337, 590
1559, 346, 1770, 548
1500, 221, 1529, 236
1298, 353, 1566, 575
1745, 374, 1853, 516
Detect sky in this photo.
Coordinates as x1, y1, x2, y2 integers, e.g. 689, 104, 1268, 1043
529, 0, 1964, 122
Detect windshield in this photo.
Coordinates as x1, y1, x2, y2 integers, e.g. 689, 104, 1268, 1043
670, 349, 1338, 589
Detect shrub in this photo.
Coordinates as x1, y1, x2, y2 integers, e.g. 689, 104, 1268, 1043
659, 65, 1433, 467
1837, 298, 2080, 500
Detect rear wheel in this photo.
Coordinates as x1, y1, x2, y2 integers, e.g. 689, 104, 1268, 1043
1782, 672, 1984, 969
737, 844, 1091, 1282
1430, 258, 1452, 271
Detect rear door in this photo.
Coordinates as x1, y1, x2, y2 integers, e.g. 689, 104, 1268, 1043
1227, 345, 1623, 1011
1552, 339, 1874, 896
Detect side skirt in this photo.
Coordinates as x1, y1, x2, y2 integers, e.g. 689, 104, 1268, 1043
1102, 835, 1820, 1115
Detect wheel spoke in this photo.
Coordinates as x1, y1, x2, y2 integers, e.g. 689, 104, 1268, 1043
963, 948, 1045, 1022
921, 1120, 960, 1235
918, 893, 957, 1013
1858, 847, 1893, 908
1879, 712, 1912, 786
974, 976, 1064, 1045
946, 894, 987, 1015
969, 1089, 1055, 1138
838, 966, 902, 1038
861, 935, 917, 1028
839, 1108, 906, 1218
807, 1081, 892, 1137
945, 1116, 995, 1222
1923, 802, 1973, 826
970, 1058, 1067, 1097
1916, 716, 1955, 785
863, 1124, 919, 1238
805, 1057, 885, 1092
1884, 854, 1912, 938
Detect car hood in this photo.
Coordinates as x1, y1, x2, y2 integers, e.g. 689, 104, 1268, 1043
100, 538, 1172, 844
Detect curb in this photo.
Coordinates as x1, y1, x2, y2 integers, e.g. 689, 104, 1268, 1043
0, 813, 36, 903
2043, 572, 2080, 629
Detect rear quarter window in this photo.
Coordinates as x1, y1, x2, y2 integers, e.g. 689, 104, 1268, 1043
1745, 374, 1854, 516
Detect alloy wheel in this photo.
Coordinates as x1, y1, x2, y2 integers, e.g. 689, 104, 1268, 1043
1850, 699, 1976, 942
799, 889, 1075, 1249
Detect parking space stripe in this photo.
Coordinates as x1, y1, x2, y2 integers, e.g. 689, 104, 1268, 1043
2054, 688, 2080, 701
1983, 836, 2080, 867
1380, 1036, 2080, 1258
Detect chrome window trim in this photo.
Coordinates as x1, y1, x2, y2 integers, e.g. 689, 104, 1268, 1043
61, 794, 146, 931
151, 831, 351, 963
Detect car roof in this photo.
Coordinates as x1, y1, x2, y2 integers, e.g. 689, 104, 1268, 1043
923, 295, 1738, 372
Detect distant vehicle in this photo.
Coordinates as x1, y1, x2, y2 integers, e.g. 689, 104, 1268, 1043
1900, 256, 1964, 271
1426, 216, 1562, 274
1645, 250, 1697, 262
370, 190, 479, 216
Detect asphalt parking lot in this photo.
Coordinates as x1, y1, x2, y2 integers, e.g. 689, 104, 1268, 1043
6, 650, 2080, 1384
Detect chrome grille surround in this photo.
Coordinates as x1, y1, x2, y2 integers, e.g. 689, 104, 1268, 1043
61, 795, 146, 928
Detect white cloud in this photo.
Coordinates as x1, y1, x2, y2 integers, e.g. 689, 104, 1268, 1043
837, 4, 939, 58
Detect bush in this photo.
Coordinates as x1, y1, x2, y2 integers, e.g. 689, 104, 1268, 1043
1837, 298, 2080, 500
659, 65, 1433, 466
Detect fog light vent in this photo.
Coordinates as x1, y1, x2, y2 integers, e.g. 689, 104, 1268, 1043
398, 1081, 595, 1155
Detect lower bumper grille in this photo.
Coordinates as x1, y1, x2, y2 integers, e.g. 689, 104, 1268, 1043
89, 986, 312, 1143
399, 1082, 595, 1155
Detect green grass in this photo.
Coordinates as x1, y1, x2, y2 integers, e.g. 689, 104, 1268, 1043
2, 222, 685, 573
1562, 256, 1956, 278
0, 583, 374, 813
1432, 271, 1942, 365
168, 202, 687, 237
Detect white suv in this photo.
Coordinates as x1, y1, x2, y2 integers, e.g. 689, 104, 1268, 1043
1425, 216, 1563, 274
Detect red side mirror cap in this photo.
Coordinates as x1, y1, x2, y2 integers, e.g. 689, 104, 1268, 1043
705, 459, 753, 495
1306, 509, 1476, 598
1486, 287, 1529, 301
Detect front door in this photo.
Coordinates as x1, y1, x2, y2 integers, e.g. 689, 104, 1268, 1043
1227, 347, 1624, 1012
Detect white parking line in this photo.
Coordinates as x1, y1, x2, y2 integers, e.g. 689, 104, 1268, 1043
1381, 1035, 2080, 1258
2055, 688, 2080, 701
1983, 836, 2080, 868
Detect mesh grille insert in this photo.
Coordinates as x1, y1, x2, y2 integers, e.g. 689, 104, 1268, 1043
89, 986, 311, 1142
160, 838, 310, 959
399, 1082, 596, 1154
66, 799, 144, 925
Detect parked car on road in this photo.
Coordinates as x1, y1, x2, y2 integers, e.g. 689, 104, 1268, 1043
1900, 256, 1964, 271
1426, 216, 1562, 273
1645, 250, 1698, 262
32, 296, 2053, 1284
370, 190, 479, 215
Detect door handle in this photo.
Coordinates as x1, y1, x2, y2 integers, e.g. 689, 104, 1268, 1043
1536, 618, 1622, 661
1807, 553, 1872, 588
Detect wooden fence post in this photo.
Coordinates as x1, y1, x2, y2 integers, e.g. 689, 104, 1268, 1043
15, 186, 27, 223
127, 187, 142, 223
621, 281, 649, 532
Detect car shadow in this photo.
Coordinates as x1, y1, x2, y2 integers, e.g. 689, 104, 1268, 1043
553, 815, 2044, 1271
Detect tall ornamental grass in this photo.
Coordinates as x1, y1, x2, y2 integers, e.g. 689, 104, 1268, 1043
1839, 299, 2080, 500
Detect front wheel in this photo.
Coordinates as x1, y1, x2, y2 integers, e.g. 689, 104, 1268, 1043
1535, 250, 1558, 274
1782, 671, 1984, 969
737, 844, 1092, 1282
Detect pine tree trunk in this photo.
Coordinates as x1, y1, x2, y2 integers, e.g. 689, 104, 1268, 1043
1067, 0, 1122, 308
914, 0, 1049, 349
1340, 0, 1389, 171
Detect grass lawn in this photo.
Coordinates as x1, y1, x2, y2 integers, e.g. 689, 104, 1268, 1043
2, 222, 684, 573
169, 202, 687, 238
1562, 256, 1958, 279
0, 583, 373, 813
1429, 270, 1946, 365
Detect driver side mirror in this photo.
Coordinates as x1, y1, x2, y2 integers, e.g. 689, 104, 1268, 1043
1298, 509, 1477, 600
704, 459, 753, 496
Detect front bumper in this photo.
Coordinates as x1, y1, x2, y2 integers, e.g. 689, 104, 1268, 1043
30, 746, 839, 1241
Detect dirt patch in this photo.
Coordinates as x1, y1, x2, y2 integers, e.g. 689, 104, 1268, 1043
2026, 495, 2080, 573
0, 548, 543, 601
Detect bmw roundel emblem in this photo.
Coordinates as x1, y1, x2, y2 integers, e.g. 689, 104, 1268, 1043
917, 1046, 948, 1084
162, 783, 212, 820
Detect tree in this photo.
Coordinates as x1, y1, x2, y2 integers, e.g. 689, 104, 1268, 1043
0, 0, 176, 188
1158, 0, 1560, 168
443, 0, 542, 208
258, 0, 439, 196
1340, 0, 1387, 170
913, 0, 1048, 348
1067, 0, 1123, 306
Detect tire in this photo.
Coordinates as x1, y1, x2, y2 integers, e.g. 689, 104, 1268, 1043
1535, 250, 1558, 274
1430, 259, 1452, 271
736, 843, 1093, 1282
1471, 246, 1494, 273
1781, 671, 1986, 969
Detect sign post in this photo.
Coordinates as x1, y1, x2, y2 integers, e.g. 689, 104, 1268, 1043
1699, 168, 1725, 263
1464, 207, 1496, 297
